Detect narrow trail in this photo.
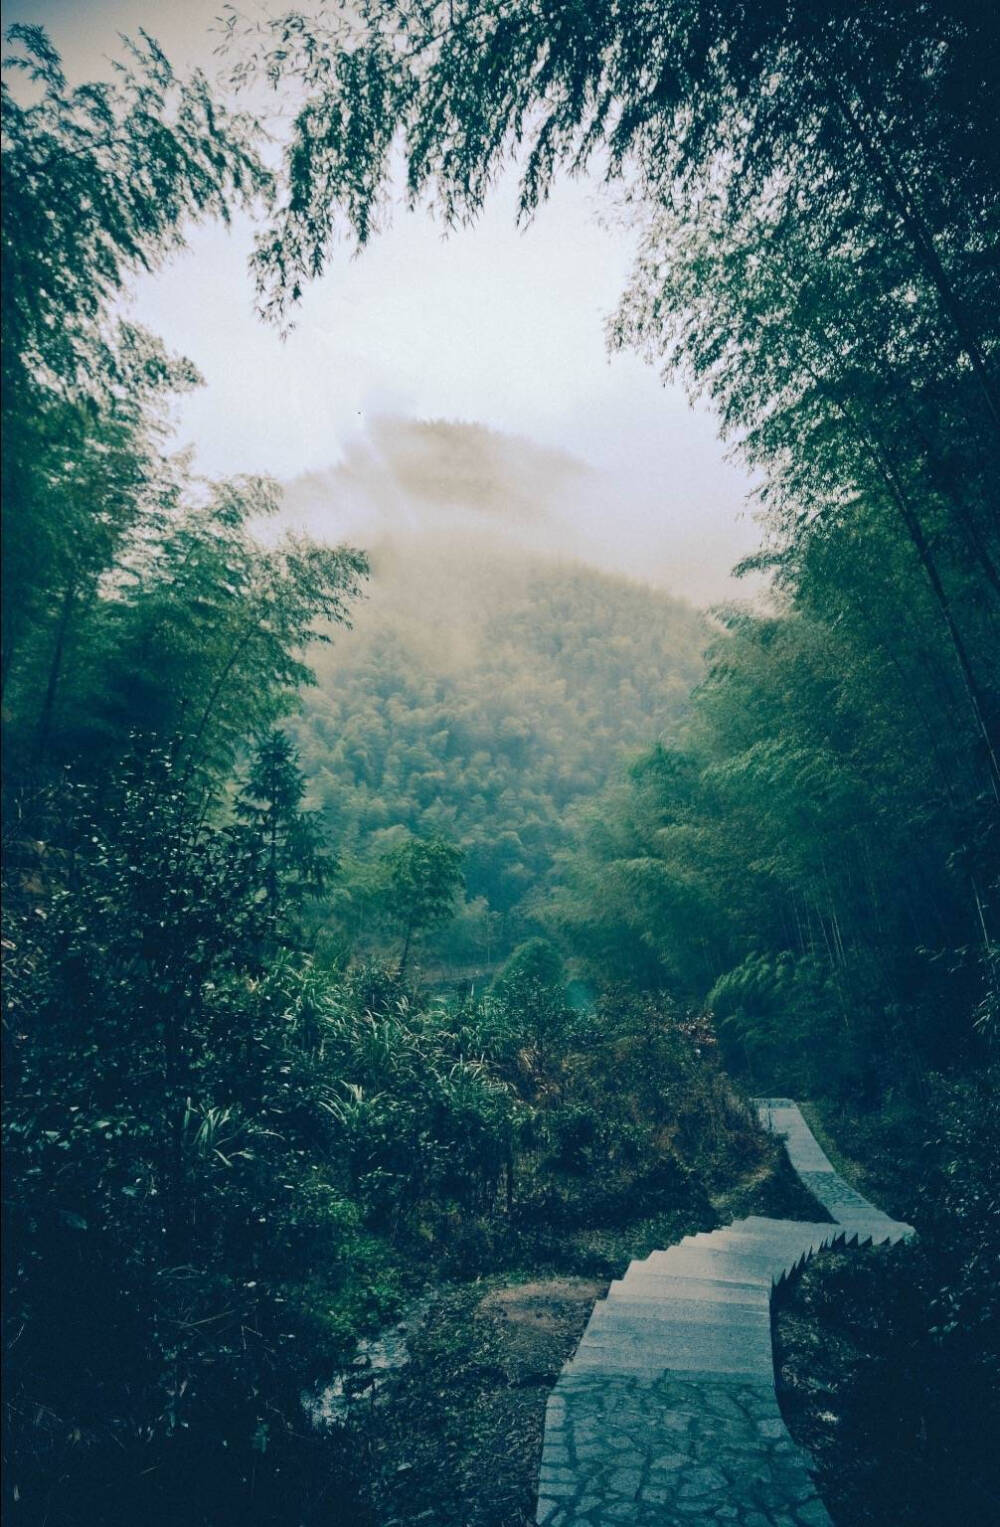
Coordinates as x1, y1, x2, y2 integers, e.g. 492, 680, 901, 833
534, 1099, 914, 1527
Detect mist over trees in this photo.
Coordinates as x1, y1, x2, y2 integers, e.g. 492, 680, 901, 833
291, 535, 706, 969
246, 0, 998, 1069
3, 5, 999, 1524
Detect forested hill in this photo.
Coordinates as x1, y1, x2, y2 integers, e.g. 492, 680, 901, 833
289, 532, 708, 966
5, 11, 999, 1525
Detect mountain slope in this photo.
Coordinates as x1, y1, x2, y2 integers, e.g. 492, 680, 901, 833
291, 534, 708, 967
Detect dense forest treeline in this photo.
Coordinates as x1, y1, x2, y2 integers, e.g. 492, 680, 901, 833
237, 0, 999, 1071
3, 5, 999, 1524
290, 536, 705, 969
0, 29, 763, 1523
548, 583, 997, 1096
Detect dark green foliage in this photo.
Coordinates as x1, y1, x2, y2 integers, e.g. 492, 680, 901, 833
235, 729, 331, 944
774, 1079, 1000, 1527
3, 767, 394, 1524
7, 7, 1000, 1522
1, 30, 375, 1521
4, 755, 745, 1521
468, 988, 766, 1252
550, 592, 996, 1097
493, 938, 565, 995
2, 28, 367, 786
233, 0, 1000, 1059
4, 783, 518, 1520
293, 544, 706, 970
377, 833, 464, 973
487, 940, 574, 1076
2, 23, 270, 701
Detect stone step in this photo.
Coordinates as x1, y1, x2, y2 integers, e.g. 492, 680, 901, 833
569, 1317, 775, 1376
830, 1218, 915, 1245
622, 1247, 783, 1284
715, 1207, 911, 1246
738, 1214, 833, 1232
606, 1273, 770, 1306
645, 1238, 825, 1271
681, 1217, 835, 1242
587, 1300, 772, 1336
667, 1232, 838, 1264
670, 1227, 837, 1257
533, 1101, 897, 1526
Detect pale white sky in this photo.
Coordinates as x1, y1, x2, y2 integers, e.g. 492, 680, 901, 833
6, 0, 760, 604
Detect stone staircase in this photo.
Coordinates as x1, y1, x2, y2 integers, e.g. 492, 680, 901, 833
534, 1100, 914, 1527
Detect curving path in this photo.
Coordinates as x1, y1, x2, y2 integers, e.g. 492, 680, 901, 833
534, 1099, 914, 1527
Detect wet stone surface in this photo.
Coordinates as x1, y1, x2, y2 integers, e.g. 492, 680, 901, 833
535, 1372, 831, 1526
533, 1101, 915, 1527
304, 1292, 437, 1426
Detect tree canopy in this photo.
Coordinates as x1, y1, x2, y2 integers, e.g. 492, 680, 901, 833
4, 11, 999, 1524
236, 0, 999, 797
291, 538, 706, 969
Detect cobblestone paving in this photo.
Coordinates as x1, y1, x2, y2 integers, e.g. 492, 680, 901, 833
534, 1101, 914, 1526
537, 1371, 834, 1526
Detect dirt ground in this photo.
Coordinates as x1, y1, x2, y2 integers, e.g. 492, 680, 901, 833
476, 1279, 605, 1384
341, 1140, 828, 1526
356, 1276, 603, 1527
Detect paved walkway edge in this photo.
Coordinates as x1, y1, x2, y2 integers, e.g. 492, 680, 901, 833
534, 1098, 914, 1526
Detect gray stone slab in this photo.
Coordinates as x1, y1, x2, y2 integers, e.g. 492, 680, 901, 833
685, 1216, 836, 1239
531, 1101, 909, 1525
625, 1248, 784, 1283
535, 1367, 832, 1525
752, 1101, 916, 1242
589, 1298, 772, 1330
607, 1274, 770, 1307
755, 1102, 839, 1174
682, 1219, 836, 1245
657, 1229, 838, 1262
835, 1217, 911, 1241
576, 1323, 772, 1361
571, 1318, 775, 1376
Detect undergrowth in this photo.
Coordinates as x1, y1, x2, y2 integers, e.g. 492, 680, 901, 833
774, 1074, 1000, 1526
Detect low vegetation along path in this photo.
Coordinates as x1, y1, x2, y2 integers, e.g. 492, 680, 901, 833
534, 1100, 914, 1527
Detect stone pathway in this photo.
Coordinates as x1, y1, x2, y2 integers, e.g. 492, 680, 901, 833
535, 1099, 914, 1526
